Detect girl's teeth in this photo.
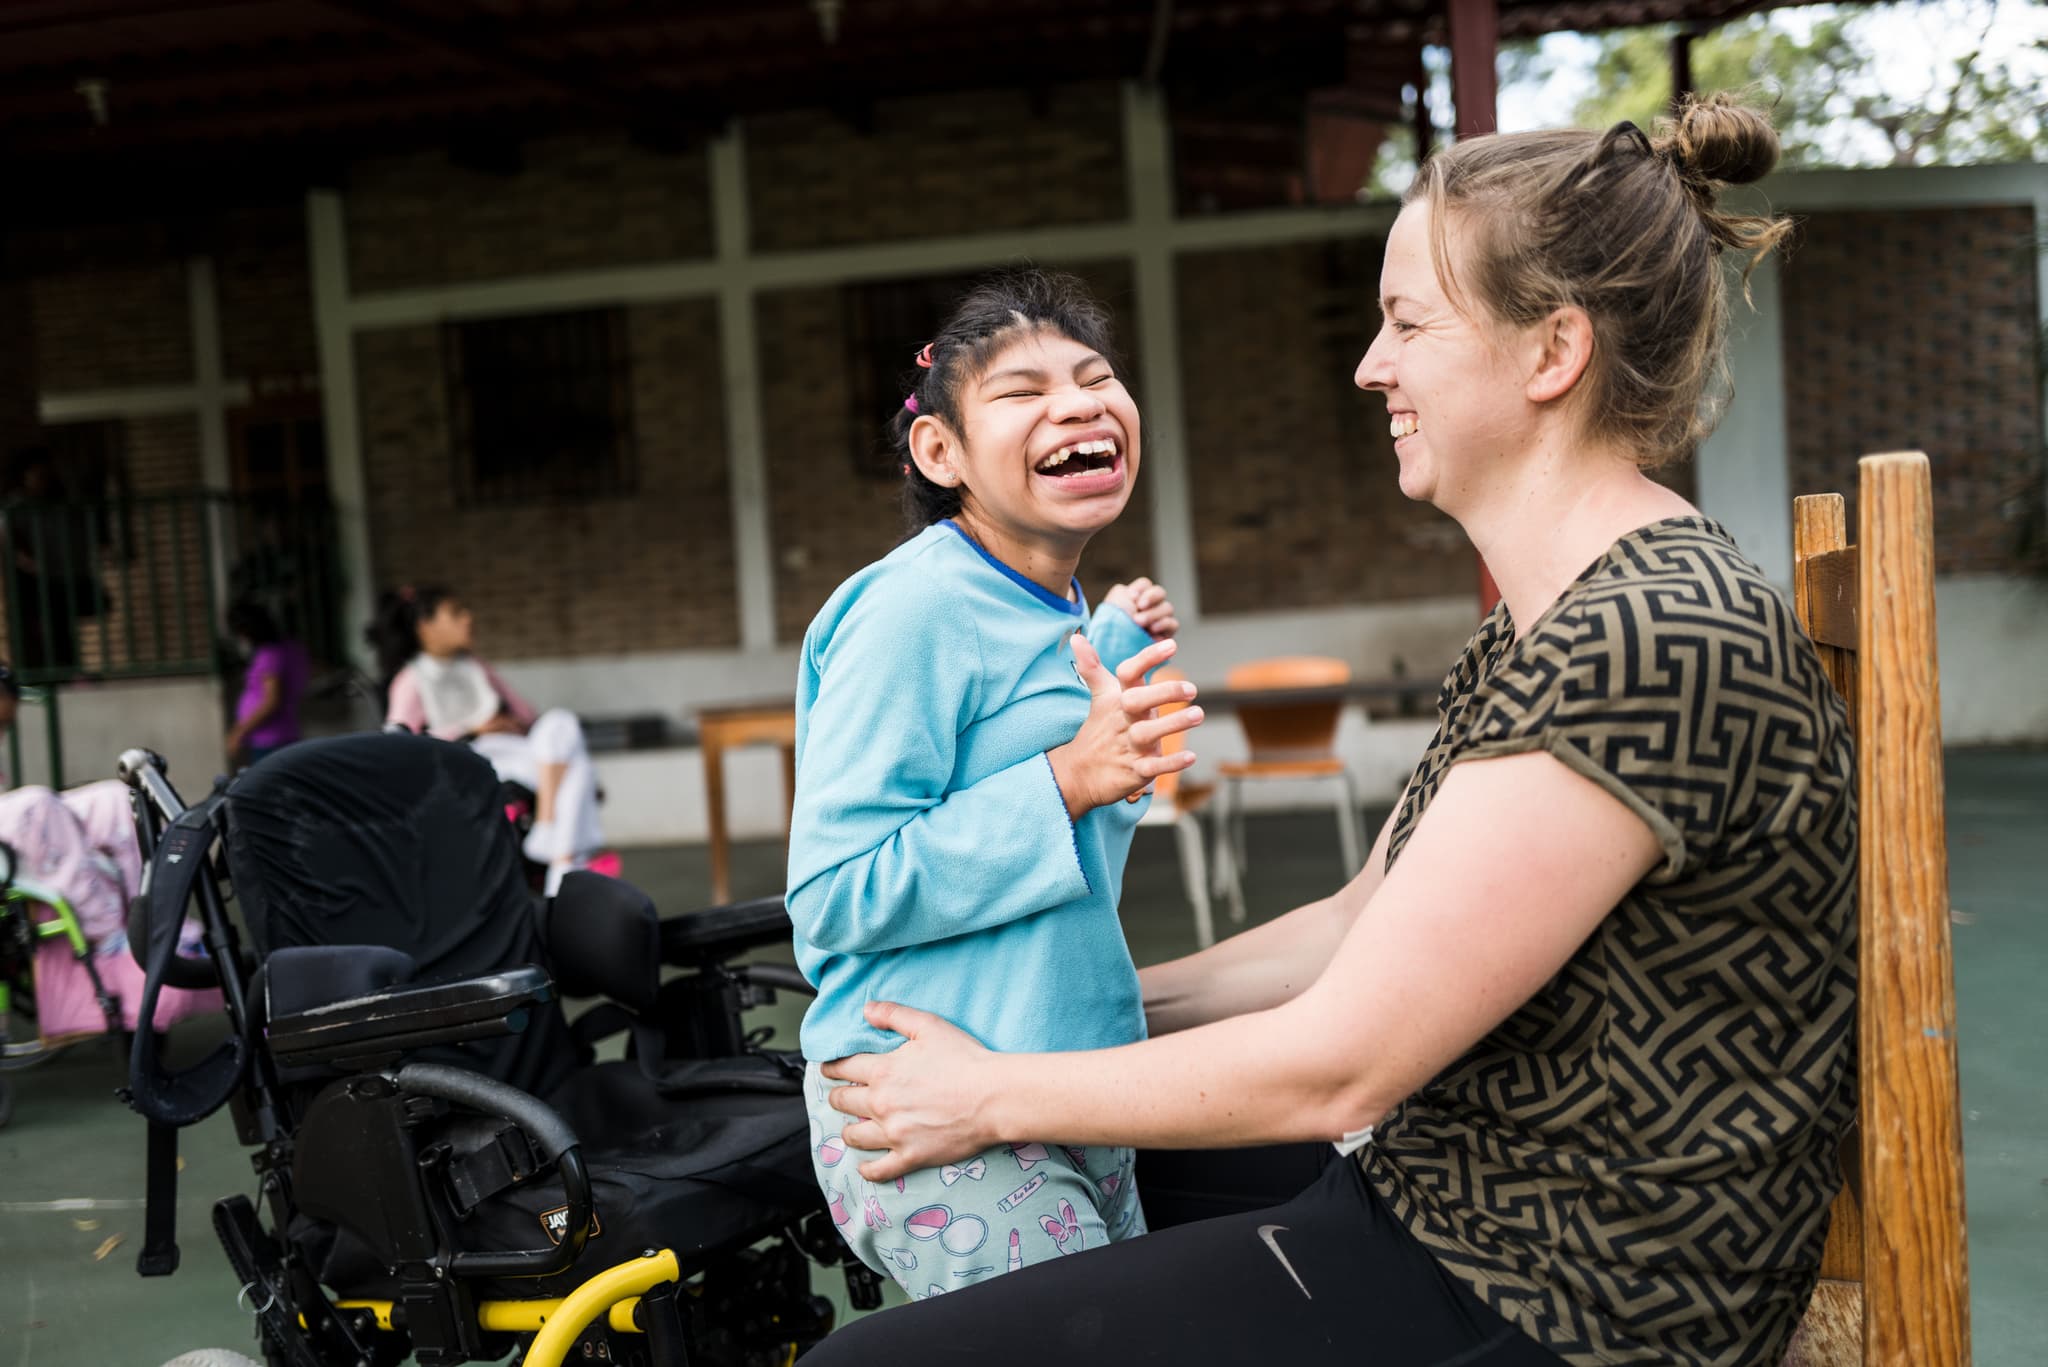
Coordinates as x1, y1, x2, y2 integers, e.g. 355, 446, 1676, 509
1039, 439, 1117, 471
1390, 416, 1419, 439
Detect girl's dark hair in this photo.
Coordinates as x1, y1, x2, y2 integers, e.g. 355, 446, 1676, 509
365, 584, 454, 688
226, 599, 281, 646
892, 268, 1121, 529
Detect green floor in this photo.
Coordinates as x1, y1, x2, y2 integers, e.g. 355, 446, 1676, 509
2, 750, 2042, 1364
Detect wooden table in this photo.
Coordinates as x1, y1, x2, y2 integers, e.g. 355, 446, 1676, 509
694, 699, 797, 905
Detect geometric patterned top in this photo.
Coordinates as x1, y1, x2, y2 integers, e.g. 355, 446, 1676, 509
1361, 518, 1858, 1365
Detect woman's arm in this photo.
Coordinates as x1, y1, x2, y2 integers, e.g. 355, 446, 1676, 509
825, 750, 1661, 1179
1140, 797, 1403, 1035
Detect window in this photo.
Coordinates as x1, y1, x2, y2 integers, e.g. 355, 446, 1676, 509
444, 308, 636, 504
841, 272, 985, 480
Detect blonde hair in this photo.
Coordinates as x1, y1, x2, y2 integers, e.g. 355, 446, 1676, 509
1407, 92, 1793, 468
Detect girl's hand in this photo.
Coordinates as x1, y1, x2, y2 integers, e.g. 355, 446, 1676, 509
1047, 636, 1201, 818
1104, 576, 1180, 640
822, 1002, 997, 1183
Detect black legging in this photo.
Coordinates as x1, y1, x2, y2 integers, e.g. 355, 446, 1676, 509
801, 1146, 1565, 1366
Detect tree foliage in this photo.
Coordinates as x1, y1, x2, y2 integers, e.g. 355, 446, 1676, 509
1546, 0, 2047, 167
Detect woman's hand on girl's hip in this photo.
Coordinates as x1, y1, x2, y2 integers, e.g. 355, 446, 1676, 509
1104, 576, 1180, 640
1047, 636, 1201, 819
821, 1002, 998, 1182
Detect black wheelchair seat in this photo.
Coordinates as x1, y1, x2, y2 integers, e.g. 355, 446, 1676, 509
120, 732, 858, 1365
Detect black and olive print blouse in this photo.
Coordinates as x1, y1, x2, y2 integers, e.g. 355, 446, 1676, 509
1363, 518, 1858, 1366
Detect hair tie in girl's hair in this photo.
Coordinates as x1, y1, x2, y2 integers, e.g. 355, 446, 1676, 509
901, 462, 912, 477
903, 394, 919, 414
398, 584, 416, 603
915, 343, 935, 370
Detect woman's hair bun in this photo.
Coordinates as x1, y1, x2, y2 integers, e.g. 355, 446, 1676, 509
1659, 91, 1780, 186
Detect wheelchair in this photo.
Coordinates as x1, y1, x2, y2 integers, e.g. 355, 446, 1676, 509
120, 731, 878, 1367
1, 837, 128, 1127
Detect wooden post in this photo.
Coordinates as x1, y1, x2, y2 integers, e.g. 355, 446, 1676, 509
1446, 0, 1500, 613
1445, 0, 1499, 138
1856, 450, 1969, 1365
1793, 493, 1857, 731
1669, 26, 1698, 114
1791, 491, 1866, 1358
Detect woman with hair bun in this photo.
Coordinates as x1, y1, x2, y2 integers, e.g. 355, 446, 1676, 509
808, 95, 1855, 1366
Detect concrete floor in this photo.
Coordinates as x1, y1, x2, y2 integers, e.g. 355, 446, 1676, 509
1, 749, 2041, 1364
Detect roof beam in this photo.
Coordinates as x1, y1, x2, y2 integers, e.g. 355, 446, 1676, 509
313, 0, 716, 145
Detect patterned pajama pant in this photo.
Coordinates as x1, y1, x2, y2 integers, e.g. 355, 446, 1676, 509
804, 1062, 1147, 1299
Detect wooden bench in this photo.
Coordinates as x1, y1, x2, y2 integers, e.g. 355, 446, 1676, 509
1784, 451, 1970, 1365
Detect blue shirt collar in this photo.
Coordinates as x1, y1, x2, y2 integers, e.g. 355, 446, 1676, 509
940, 520, 1086, 616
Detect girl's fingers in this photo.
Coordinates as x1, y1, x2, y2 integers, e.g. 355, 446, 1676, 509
1122, 679, 1197, 715
1128, 707, 1203, 747
1134, 750, 1198, 779
1114, 638, 1177, 687
1069, 633, 1117, 697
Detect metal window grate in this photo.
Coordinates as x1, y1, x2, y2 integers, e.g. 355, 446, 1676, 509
445, 308, 637, 504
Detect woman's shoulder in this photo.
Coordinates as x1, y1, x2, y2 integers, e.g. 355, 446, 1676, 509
1542, 517, 1797, 656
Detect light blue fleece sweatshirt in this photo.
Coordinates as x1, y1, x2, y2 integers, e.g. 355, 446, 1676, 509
788, 520, 1157, 1063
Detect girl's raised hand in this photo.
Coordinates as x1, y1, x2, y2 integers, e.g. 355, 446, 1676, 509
1046, 635, 1201, 819
1104, 576, 1180, 640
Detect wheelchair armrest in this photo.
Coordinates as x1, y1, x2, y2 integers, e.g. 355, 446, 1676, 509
268, 965, 555, 1069
659, 894, 794, 967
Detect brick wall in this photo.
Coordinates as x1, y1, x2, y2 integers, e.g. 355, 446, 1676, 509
1176, 239, 1472, 614
747, 84, 1125, 252
345, 136, 715, 293
759, 259, 1153, 643
1782, 206, 2043, 574
31, 259, 191, 391
356, 298, 739, 660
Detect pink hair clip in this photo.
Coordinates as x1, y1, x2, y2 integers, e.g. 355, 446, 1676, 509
900, 462, 912, 476
915, 343, 934, 369
903, 394, 919, 414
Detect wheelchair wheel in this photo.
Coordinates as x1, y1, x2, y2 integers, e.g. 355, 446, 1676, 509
158, 1352, 263, 1367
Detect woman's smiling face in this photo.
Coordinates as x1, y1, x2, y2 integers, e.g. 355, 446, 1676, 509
1354, 201, 1540, 515
915, 326, 1141, 551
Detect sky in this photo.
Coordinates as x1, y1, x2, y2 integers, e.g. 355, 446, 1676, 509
1495, 0, 2048, 163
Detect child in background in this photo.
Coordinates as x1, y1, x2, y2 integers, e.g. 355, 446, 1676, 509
224, 600, 309, 768
788, 269, 1198, 1297
366, 586, 602, 893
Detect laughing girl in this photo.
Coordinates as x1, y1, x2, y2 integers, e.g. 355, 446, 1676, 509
786, 269, 1197, 1296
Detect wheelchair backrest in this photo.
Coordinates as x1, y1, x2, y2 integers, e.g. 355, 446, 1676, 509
224, 732, 575, 1100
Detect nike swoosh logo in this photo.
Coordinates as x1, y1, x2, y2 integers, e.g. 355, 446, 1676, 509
1256, 1223, 1311, 1300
